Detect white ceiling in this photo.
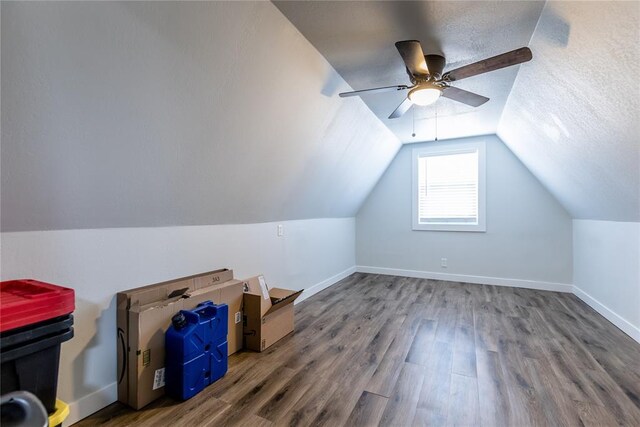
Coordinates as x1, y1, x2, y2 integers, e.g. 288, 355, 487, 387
498, 1, 640, 221
277, 0, 640, 222
3, 1, 637, 229
274, 1, 545, 143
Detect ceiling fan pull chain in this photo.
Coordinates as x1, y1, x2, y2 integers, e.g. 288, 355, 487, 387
412, 107, 416, 138
436, 109, 439, 141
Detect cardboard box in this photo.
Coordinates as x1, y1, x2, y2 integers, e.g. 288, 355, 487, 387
116, 269, 243, 409
242, 275, 303, 352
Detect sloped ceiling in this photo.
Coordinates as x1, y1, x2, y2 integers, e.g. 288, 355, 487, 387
1, 1, 400, 231
498, 1, 640, 221
3, 1, 637, 229
274, 1, 545, 142
277, 0, 639, 222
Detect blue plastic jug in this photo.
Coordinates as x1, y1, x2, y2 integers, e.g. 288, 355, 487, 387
165, 301, 228, 400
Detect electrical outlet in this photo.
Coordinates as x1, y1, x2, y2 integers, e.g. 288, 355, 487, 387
277, 224, 284, 237
441, 258, 447, 268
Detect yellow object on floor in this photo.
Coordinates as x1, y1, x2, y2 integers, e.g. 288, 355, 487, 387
48, 399, 69, 427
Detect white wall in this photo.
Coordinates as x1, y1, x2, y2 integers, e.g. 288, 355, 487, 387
0, 218, 356, 424
1, 2, 387, 423
573, 220, 640, 341
1, 1, 399, 231
356, 135, 573, 289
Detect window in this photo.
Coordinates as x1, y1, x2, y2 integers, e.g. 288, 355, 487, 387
412, 141, 486, 231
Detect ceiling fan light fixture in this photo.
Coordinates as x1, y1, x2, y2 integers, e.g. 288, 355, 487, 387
408, 85, 442, 106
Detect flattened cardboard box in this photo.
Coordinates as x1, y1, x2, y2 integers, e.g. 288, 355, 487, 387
116, 269, 242, 409
125, 279, 243, 409
242, 275, 303, 352
117, 268, 233, 407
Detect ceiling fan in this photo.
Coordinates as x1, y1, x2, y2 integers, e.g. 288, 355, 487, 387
339, 40, 532, 119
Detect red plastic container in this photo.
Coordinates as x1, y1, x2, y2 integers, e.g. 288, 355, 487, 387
0, 280, 75, 333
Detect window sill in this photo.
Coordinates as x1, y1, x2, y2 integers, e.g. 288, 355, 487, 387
412, 223, 486, 232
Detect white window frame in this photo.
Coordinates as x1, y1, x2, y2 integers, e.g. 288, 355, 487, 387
412, 141, 486, 232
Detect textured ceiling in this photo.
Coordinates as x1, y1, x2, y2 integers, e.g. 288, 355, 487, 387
277, 0, 639, 222
274, 1, 545, 143
498, 1, 640, 221
3, 1, 637, 229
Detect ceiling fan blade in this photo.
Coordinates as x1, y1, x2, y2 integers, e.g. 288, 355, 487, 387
425, 54, 446, 79
339, 85, 409, 98
395, 40, 429, 77
443, 47, 532, 81
388, 97, 413, 119
441, 86, 489, 107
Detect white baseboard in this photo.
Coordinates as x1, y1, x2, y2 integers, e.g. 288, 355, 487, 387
573, 286, 640, 343
356, 265, 639, 344
296, 266, 357, 304
65, 381, 116, 426
356, 265, 573, 293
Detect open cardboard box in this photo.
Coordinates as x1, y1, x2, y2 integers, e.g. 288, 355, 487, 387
117, 268, 243, 409
242, 275, 302, 352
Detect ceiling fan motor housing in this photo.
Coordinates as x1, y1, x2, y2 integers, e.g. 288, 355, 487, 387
425, 54, 446, 79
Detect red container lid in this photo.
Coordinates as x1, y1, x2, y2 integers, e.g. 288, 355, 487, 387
0, 280, 75, 333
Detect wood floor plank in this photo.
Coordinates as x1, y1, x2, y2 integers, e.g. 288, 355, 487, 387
574, 401, 621, 427
209, 406, 273, 427
412, 278, 436, 305
254, 364, 316, 422
140, 397, 229, 427
363, 315, 408, 370
308, 346, 383, 426
542, 309, 602, 371
304, 297, 397, 426
221, 365, 296, 416
545, 341, 606, 406
476, 350, 509, 427
275, 377, 341, 426
497, 334, 547, 427
433, 307, 457, 344
452, 300, 477, 377
345, 391, 388, 427
77, 273, 640, 427
581, 368, 640, 425
523, 355, 583, 426
405, 319, 437, 366
413, 341, 453, 426
365, 302, 425, 397
446, 373, 480, 426
379, 362, 425, 426
474, 310, 500, 352
207, 360, 290, 404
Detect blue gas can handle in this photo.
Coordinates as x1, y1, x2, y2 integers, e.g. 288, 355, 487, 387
195, 301, 219, 317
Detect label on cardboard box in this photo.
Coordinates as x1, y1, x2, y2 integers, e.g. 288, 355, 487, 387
258, 275, 269, 300
194, 269, 233, 290
142, 349, 151, 367
153, 368, 165, 390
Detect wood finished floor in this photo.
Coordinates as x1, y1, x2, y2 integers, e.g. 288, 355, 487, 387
77, 273, 640, 427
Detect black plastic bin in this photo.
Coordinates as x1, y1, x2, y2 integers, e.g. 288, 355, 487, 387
0, 315, 74, 414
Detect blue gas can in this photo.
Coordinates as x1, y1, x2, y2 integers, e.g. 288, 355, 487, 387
165, 301, 228, 400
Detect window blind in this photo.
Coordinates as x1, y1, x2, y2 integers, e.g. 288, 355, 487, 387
418, 150, 479, 224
